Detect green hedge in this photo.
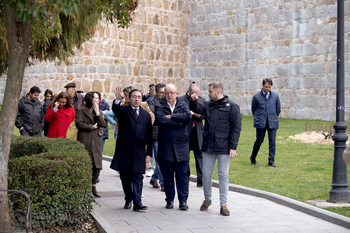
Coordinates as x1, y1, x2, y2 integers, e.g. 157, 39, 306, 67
8, 136, 94, 231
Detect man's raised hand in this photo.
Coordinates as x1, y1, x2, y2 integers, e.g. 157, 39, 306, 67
114, 87, 123, 100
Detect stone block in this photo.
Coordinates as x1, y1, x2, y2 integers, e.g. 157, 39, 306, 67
258, 65, 265, 77
203, 21, 210, 30
247, 49, 256, 60
303, 77, 313, 88
276, 47, 289, 58
288, 64, 299, 76
229, 50, 238, 61
266, 65, 275, 76
47, 64, 56, 73
247, 66, 257, 77
238, 49, 246, 60
218, 68, 225, 77
288, 107, 296, 119
316, 44, 329, 55
33, 65, 41, 74
225, 35, 234, 44
67, 65, 73, 73
290, 44, 302, 57
281, 90, 293, 107
234, 34, 245, 44
299, 23, 307, 38
315, 6, 328, 18
109, 65, 115, 74
119, 65, 127, 75
311, 63, 325, 74
225, 67, 235, 78
300, 63, 311, 74
191, 54, 196, 63
295, 109, 311, 120
313, 77, 323, 88
306, 96, 318, 107
288, 77, 303, 89
302, 44, 315, 56
89, 66, 96, 73
267, 47, 275, 59
247, 80, 258, 90
307, 18, 316, 37
207, 68, 216, 78
209, 52, 216, 62
317, 25, 324, 35
277, 64, 287, 76
74, 64, 87, 73
325, 23, 336, 35
268, 7, 278, 23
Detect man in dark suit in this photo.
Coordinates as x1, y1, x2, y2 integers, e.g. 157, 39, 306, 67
179, 82, 204, 187
110, 86, 153, 211
250, 78, 281, 167
155, 84, 192, 210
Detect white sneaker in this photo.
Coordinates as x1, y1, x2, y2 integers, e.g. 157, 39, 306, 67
145, 169, 154, 177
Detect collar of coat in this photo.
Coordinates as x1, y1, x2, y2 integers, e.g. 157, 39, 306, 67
209, 95, 229, 107
81, 104, 97, 123
160, 96, 182, 109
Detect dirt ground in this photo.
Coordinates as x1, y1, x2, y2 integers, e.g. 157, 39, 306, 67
289, 131, 335, 145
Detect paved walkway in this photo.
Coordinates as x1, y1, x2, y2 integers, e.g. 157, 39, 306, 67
92, 160, 350, 233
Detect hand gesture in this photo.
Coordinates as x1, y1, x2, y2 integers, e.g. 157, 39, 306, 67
114, 87, 123, 100
93, 123, 98, 129
191, 93, 198, 101
54, 101, 59, 109
146, 155, 151, 163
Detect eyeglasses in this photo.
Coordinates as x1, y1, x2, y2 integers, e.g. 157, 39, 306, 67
165, 92, 176, 95
158, 91, 165, 94
131, 95, 142, 99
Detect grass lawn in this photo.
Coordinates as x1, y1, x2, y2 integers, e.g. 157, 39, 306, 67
7, 105, 350, 218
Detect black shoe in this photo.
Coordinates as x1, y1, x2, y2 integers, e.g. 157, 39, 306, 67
166, 202, 174, 209
124, 201, 132, 209
179, 202, 189, 211
133, 203, 148, 211
250, 157, 257, 165
268, 163, 277, 167
92, 186, 101, 198
197, 180, 203, 187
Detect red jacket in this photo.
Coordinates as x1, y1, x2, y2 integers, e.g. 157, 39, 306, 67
45, 106, 75, 138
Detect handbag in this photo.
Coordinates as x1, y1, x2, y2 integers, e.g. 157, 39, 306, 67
66, 119, 78, 140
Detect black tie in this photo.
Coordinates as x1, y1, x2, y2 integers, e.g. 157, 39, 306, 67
134, 109, 139, 120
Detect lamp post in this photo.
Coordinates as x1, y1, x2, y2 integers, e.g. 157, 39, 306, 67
329, 0, 350, 203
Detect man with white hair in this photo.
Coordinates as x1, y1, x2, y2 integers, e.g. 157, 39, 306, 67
155, 84, 192, 210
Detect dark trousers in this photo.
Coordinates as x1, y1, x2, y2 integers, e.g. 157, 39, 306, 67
251, 122, 277, 164
188, 129, 203, 181
159, 161, 189, 203
119, 171, 143, 205
91, 154, 101, 185
20, 128, 42, 137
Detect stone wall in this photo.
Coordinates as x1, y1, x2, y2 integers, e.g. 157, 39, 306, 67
189, 0, 350, 121
1, 0, 350, 121
0, 0, 191, 102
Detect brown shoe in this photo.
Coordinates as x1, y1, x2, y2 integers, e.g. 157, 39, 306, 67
220, 205, 230, 216
150, 180, 160, 188
200, 200, 211, 211
92, 186, 101, 198
161, 184, 165, 192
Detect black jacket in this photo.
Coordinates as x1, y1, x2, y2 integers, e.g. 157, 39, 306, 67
99, 100, 110, 140
155, 97, 192, 163
110, 101, 153, 174
179, 92, 205, 150
43, 96, 54, 136
190, 96, 241, 154
147, 95, 162, 139
15, 95, 44, 135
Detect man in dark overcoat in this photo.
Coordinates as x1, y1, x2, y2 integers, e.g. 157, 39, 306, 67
250, 78, 281, 167
110, 87, 153, 211
179, 82, 204, 187
155, 84, 192, 210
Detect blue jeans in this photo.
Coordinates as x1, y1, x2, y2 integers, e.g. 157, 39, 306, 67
151, 140, 163, 185
202, 152, 230, 206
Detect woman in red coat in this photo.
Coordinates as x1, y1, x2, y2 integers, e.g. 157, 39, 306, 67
45, 92, 75, 138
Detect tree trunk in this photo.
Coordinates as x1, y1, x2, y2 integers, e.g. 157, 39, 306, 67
0, 1, 33, 230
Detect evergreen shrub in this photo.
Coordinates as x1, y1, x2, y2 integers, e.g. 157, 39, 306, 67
8, 136, 93, 231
